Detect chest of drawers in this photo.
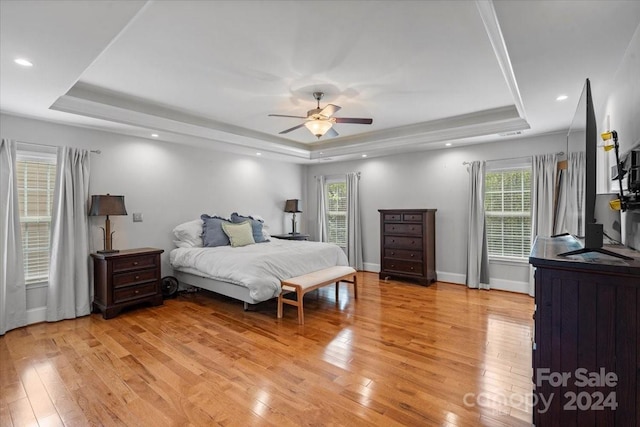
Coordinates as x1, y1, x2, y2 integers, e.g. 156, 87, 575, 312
379, 209, 436, 285
91, 248, 164, 319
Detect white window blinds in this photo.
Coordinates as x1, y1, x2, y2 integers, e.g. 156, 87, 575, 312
16, 151, 57, 285
326, 180, 347, 247
484, 166, 532, 259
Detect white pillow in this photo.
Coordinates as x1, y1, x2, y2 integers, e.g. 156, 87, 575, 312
172, 219, 203, 247
173, 240, 194, 249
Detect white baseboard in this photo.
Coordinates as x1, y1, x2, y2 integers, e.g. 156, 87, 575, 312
363, 262, 380, 272
489, 278, 529, 294
436, 271, 465, 284
26, 307, 47, 325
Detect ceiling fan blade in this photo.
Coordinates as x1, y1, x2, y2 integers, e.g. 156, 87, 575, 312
325, 127, 339, 138
333, 117, 373, 124
319, 104, 341, 117
279, 123, 306, 134
268, 114, 308, 119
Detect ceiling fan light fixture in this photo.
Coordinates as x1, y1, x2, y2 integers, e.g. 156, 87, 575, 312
304, 119, 333, 138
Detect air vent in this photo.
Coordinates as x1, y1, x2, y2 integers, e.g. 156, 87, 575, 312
499, 131, 523, 137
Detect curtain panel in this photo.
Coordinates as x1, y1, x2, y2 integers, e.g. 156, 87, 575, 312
529, 153, 558, 296
316, 175, 328, 242
466, 161, 490, 289
0, 139, 27, 335
46, 147, 91, 321
346, 172, 363, 270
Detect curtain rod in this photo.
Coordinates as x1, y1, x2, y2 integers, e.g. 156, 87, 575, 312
16, 140, 101, 154
462, 151, 564, 166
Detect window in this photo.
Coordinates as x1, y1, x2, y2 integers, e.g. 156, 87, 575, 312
16, 150, 57, 285
484, 166, 531, 259
326, 180, 347, 248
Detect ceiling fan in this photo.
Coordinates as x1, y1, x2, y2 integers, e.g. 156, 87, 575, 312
269, 92, 373, 139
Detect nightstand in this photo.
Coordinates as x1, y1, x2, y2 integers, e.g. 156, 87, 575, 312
271, 234, 310, 241
91, 248, 164, 319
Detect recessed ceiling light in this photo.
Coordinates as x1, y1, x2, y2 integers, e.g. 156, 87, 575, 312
14, 58, 33, 67
556, 95, 568, 101
362, 154, 367, 158
445, 143, 452, 147
151, 133, 159, 138
256, 152, 262, 156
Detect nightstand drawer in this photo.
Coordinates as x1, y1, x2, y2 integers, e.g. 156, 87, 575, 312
383, 259, 423, 276
112, 255, 157, 272
384, 236, 422, 250
384, 223, 422, 235
113, 269, 158, 288
113, 282, 157, 303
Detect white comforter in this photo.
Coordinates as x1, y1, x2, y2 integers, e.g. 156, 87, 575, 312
169, 239, 349, 302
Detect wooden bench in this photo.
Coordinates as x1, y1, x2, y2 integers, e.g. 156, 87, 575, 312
277, 266, 357, 324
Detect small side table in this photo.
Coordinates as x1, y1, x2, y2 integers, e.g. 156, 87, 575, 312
271, 234, 310, 241
91, 247, 164, 319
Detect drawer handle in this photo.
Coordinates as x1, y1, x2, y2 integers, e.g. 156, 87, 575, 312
391, 252, 395, 255
410, 267, 414, 270
410, 254, 414, 258
135, 275, 140, 280
391, 264, 395, 268
412, 241, 415, 244
133, 261, 139, 266
391, 239, 395, 243
134, 290, 140, 294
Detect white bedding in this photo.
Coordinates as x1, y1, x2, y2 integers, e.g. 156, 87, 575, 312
169, 239, 349, 302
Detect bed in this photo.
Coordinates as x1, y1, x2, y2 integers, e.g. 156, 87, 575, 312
169, 238, 349, 307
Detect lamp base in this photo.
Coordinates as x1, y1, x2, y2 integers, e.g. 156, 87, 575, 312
97, 249, 120, 254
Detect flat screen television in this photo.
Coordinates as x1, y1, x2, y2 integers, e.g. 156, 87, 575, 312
559, 79, 631, 259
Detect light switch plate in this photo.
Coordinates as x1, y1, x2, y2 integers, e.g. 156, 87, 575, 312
133, 212, 143, 222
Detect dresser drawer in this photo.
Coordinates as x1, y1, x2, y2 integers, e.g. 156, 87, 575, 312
383, 213, 402, 222
384, 236, 422, 250
113, 282, 157, 303
402, 213, 424, 222
384, 223, 422, 235
112, 255, 157, 273
383, 259, 423, 276
113, 268, 158, 288
384, 248, 422, 260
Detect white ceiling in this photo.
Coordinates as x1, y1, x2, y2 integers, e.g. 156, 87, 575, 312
1, 0, 639, 163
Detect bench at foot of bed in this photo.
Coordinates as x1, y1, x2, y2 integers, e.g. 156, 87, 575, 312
277, 266, 357, 325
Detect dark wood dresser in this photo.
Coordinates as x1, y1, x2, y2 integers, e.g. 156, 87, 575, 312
378, 209, 436, 285
91, 248, 164, 319
529, 236, 640, 426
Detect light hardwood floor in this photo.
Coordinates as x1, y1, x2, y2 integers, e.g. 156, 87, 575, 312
1, 272, 534, 426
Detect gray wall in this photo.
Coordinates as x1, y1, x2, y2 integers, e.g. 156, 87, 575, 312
305, 133, 566, 292
1, 113, 304, 317
599, 22, 640, 249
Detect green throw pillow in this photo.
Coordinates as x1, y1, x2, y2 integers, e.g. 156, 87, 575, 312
221, 221, 255, 247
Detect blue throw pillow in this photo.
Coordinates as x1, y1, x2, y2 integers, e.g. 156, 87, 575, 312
201, 214, 231, 247
230, 212, 268, 243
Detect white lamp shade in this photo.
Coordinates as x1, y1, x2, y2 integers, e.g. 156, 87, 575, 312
304, 120, 333, 138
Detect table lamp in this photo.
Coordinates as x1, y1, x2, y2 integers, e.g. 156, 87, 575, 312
89, 194, 128, 253
284, 199, 301, 235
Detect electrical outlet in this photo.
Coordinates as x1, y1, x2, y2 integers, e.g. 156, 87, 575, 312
133, 212, 143, 222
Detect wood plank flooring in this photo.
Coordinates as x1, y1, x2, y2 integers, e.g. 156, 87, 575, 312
1, 272, 534, 426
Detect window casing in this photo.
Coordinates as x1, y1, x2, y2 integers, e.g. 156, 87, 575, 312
325, 180, 347, 248
16, 150, 57, 285
484, 165, 532, 260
